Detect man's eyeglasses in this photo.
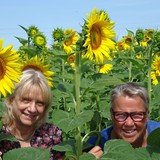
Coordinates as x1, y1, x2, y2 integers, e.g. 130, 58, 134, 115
112, 111, 147, 122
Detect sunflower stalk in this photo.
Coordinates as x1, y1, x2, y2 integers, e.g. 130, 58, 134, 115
147, 46, 152, 106
61, 59, 67, 111
74, 50, 82, 158
95, 94, 102, 131
128, 61, 132, 82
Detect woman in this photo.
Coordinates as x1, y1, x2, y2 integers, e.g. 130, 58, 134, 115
0, 68, 64, 159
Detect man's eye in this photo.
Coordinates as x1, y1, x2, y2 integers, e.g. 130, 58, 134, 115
132, 113, 143, 117
116, 113, 125, 116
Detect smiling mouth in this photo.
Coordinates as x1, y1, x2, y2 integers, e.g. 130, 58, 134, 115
23, 113, 36, 119
122, 129, 137, 136
124, 129, 135, 133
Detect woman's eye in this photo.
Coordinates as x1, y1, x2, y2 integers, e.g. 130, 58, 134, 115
37, 102, 45, 107
21, 98, 30, 103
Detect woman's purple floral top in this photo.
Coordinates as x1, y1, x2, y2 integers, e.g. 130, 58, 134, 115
0, 123, 64, 160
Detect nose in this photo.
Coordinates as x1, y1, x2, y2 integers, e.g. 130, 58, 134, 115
124, 116, 134, 126
28, 102, 37, 113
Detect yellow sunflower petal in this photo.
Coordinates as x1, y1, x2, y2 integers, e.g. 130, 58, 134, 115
6, 66, 21, 76
22, 56, 54, 87
1, 78, 13, 94
3, 74, 15, 89
0, 45, 13, 55
0, 38, 4, 50
0, 80, 7, 97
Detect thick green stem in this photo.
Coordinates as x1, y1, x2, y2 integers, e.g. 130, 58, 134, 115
95, 94, 102, 131
74, 51, 82, 158
75, 52, 81, 115
61, 59, 67, 110
75, 128, 82, 158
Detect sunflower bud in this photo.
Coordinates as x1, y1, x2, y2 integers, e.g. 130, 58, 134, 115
154, 31, 160, 49
145, 29, 154, 40
28, 25, 39, 37
154, 31, 160, 43
33, 33, 46, 47
52, 28, 64, 42
135, 29, 144, 43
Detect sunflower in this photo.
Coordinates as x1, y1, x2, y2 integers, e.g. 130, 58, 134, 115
136, 54, 142, 59
151, 55, 160, 85
99, 64, 113, 74
63, 28, 79, 54
145, 29, 154, 40
52, 27, 64, 42
83, 8, 115, 64
28, 25, 39, 37
152, 55, 160, 72
122, 35, 135, 47
140, 40, 148, 47
21, 55, 54, 87
33, 33, 47, 47
67, 54, 75, 68
116, 41, 126, 51
0, 38, 21, 97
151, 71, 160, 85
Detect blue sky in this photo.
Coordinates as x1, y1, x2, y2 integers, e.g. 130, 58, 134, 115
0, 0, 160, 49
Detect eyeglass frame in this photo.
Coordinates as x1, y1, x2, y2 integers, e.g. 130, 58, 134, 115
111, 109, 148, 122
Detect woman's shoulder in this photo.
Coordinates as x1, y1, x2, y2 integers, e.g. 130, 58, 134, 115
0, 125, 10, 134
35, 123, 62, 135
31, 123, 63, 148
38, 122, 61, 129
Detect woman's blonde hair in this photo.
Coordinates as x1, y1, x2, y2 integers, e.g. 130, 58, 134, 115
2, 68, 52, 128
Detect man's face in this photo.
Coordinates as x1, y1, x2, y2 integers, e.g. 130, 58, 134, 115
111, 95, 148, 147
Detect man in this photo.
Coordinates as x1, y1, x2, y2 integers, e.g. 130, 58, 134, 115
88, 82, 160, 158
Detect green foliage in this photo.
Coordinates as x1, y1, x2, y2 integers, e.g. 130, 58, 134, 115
99, 138, 160, 160
101, 139, 135, 159
1, 23, 160, 159
50, 109, 94, 133
0, 134, 16, 141
3, 147, 50, 160
147, 128, 160, 147
79, 153, 96, 160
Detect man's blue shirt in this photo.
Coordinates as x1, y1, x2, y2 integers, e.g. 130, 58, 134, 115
87, 120, 160, 150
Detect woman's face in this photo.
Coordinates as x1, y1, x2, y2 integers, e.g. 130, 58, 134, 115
111, 95, 148, 147
11, 86, 46, 128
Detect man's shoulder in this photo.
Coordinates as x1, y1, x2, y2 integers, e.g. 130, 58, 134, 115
101, 126, 113, 138
147, 120, 160, 126
147, 120, 160, 134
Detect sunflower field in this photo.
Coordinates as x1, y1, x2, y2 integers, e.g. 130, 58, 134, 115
1, 8, 160, 160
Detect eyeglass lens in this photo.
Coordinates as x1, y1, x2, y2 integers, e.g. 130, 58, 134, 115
113, 112, 146, 122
